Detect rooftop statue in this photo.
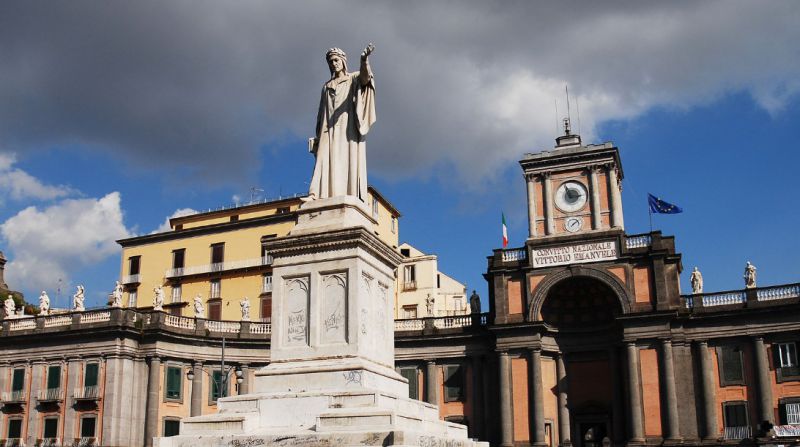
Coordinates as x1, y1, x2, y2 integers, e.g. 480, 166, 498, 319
39, 291, 51, 315
305, 43, 376, 202
240, 297, 251, 321
469, 290, 481, 314
153, 285, 165, 311
690, 267, 703, 294
4, 294, 15, 317
744, 261, 757, 288
73, 285, 86, 311
193, 294, 205, 318
110, 281, 123, 307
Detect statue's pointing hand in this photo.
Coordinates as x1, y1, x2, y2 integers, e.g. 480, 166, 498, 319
361, 43, 375, 60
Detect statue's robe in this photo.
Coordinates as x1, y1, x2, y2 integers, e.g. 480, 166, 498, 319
308, 70, 376, 201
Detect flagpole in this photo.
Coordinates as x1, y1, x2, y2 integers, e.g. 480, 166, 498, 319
648, 205, 653, 234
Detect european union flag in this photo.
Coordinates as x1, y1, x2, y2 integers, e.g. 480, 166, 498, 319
648, 193, 683, 214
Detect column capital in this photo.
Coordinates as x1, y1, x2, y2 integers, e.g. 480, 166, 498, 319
541, 171, 553, 179
527, 346, 542, 354
753, 335, 765, 342
425, 359, 436, 366
586, 164, 602, 174
696, 340, 709, 347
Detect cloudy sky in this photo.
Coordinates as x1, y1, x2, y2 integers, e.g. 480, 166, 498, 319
1, 1, 798, 308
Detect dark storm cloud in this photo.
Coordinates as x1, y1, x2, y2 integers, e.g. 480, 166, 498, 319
1, 1, 798, 186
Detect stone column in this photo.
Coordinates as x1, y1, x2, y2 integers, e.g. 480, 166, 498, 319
425, 360, 439, 406
588, 166, 601, 230
753, 337, 774, 425
556, 354, 571, 446
607, 165, 624, 229
626, 343, 644, 442
144, 356, 161, 447
609, 346, 625, 444
470, 355, 484, 439
239, 363, 250, 395
526, 174, 538, 238
529, 348, 546, 446
64, 358, 82, 442
499, 352, 513, 447
660, 340, 681, 440
190, 361, 203, 417
543, 173, 555, 235
697, 341, 718, 440
26, 362, 43, 446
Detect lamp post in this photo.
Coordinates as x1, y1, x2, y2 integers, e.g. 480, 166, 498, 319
186, 337, 244, 400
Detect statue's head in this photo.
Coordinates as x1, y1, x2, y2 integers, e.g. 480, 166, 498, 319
326, 47, 347, 75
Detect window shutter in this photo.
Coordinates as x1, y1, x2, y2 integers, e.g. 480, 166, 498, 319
12, 369, 25, 391
400, 367, 418, 400
721, 347, 744, 384
84, 363, 99, 387
43, 418, 58, 438
80, 417, 96, 437
47, 366, 61, 390
443, 364, 463, 402
166, 367, 182, 399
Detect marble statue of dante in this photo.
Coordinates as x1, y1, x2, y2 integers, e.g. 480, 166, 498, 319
306, 43, 376, 201
4, 295, 15, 316
240, 297, 251, 321
110, 281, 123, 307
73, 285, 85, 311
39, 291, 51, 315
153, 285, 165, 311
193, 294, 205, 318
690, 267, 703, 294
744, 261, 757, 288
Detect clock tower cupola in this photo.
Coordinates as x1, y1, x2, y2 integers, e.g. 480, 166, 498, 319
520, 119, 625, 240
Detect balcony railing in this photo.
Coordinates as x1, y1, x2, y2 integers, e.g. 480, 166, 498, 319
80, 311, 111, 324
1, 390, 27, 403
121, 274, 141, 284
723, 426, 752, 439
394, 313, 489, 331
501, 248, 527, 262
165, 315, 196, 330
402, 281, 417, 291
206, 320, 241, 333
1, 438, 25, 447
74, 437, 97, 447
8, 319, 36, 331
166, 256, 273, 279
36, 388, 63, 402
684, 283, 800, 309
43, 315, 71, 328
250, 322, 271, 334
73, 386, 100, 400
262, 278, 273, 294
36, 438, 59, 447
625, 234, 652, 249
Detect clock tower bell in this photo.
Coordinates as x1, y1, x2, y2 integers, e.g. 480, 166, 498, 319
520, 119, 624, 240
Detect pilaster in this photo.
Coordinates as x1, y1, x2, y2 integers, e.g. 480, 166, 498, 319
526, 174, 538, 238
607, 164, 624, 229
144, 356, 161, 447
660, 339, 680, 441
543, 172, 555, 235
529, 348, 546, 446
190, 362, 203, 417
626, 343, 645, 443
588, 165, 601, 230
753, 337, 774, 425
697, 341, 718, 440
557, 353, 571, 447
499, 351, 513, 447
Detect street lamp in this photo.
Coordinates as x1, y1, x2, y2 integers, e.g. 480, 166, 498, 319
186, 337, 244, 399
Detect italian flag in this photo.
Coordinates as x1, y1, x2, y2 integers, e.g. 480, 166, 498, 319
502, 213, 508, 248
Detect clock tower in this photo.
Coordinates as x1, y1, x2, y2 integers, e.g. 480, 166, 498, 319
520, 119, 624, 240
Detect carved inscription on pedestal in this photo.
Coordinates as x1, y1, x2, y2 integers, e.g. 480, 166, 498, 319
285, 277, 309, 346
322, 273, 347, 344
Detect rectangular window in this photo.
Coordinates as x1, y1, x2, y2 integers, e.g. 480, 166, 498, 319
262, 274, 273, 293
210, 243, 225, 268
210, 280, 221, 299
8, 419, 22, 439
261, 296, 272, 322
437, 274, 441, 288
718, 346, 745, 386
12, 368, 25, 392
169, 306, 182, 317
210, 370, 226, 402
453, 298, 463, 313
391, 217, 396, 234
372, 197, 379, 218
43, 417, 58, 439
80, 416, 96, 438
172, 249, 185, 270
47, 365, 61, 390
779, 342, 798, 367
723, 401, 749, 439
163, 419, 180, 437
171, 284, 182, 303
165, 366, 182, 400
443, 364, 464, 402
229, 215, 239, 222
208, 301, 221, 321
276, 206, 289, 214
128, 288, 138, 307
84, 363, 99, 388
402, 305, 418, 319
399, 366, 419, 400
781, 400, 800, 425
400, 248, 410, 257
128, 256, 141, 276
403, 265, 416, 290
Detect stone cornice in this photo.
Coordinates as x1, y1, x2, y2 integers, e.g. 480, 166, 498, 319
264, 226, 404, 268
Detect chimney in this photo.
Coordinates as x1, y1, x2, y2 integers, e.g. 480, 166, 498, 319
0, 251, 7, 289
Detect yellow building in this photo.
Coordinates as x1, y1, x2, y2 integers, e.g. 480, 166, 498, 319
395, 243, 468, 319
117, 187, 400, 322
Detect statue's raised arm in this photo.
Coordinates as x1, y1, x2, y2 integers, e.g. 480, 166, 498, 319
358, 43, 374, 86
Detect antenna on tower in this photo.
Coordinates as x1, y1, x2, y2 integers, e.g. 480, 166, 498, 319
554, 99, 560, 136
249, 187, 264, 203
576, 95, 582, 138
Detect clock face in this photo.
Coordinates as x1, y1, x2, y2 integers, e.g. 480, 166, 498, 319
555, 181, 588, 213
565, 216, 583, 233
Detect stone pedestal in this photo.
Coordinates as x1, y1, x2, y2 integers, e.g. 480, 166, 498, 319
156, 197, 487, 447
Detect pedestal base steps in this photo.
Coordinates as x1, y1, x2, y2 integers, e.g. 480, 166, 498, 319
155, 387, 488, 447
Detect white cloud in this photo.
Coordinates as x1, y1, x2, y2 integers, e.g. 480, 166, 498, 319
153, 208, 198, 233
0, 152, 76, 203
0, 192, 132, 291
